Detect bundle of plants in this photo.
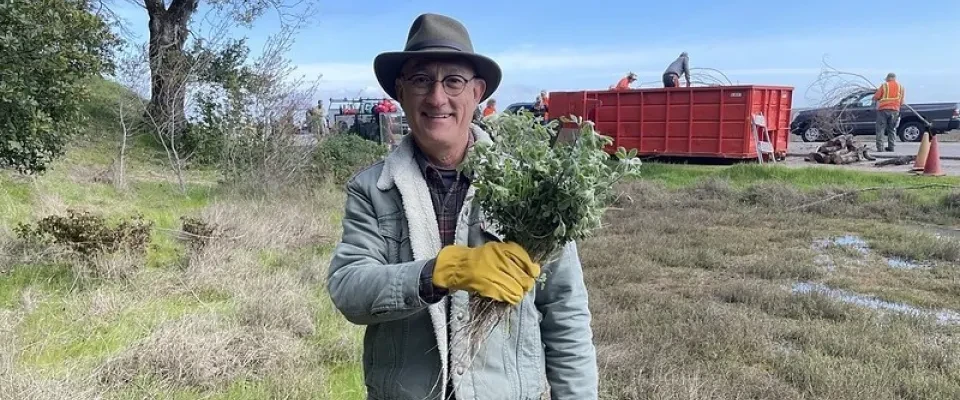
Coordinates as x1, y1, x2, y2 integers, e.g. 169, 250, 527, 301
459, 112, 641, 346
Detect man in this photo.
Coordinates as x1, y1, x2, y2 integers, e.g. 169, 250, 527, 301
307, 99, 329, 135
663, 52, 690, 88
873, 72, 905, 152
614, 72, 637, 90
326, 13, 598, 400
482, 98, 496, 117
534, 89, 550, 118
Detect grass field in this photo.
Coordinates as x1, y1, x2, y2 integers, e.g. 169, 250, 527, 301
3, 78, 960, 399
584, 165, 960, 399
0, 134, 365, 399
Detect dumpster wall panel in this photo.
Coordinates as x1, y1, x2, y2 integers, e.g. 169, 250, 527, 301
549, 85, 793, 159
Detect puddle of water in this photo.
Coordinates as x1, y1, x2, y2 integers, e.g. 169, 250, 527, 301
813, 234, 869, 255
886, 257, 926, 270
812, 235, 931, 271
792, 282, 960, 324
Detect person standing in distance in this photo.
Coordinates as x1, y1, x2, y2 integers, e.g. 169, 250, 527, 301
873, 72, 904, 152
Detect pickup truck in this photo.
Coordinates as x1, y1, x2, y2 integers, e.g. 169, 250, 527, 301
790, 90, 960, 142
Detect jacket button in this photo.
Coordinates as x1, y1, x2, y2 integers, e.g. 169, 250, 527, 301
456, 312, 464, 320
456, 366, 464, 375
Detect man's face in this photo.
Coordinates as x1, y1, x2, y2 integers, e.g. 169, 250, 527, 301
395, 57, 486, 146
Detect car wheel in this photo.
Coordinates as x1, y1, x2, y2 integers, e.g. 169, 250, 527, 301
897, 121, 925, 142
801, 126, 823, 142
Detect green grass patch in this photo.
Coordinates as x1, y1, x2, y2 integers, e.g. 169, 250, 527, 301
639, 162, 960, 190
16, 291, 231, 372
0, 263, 75, 308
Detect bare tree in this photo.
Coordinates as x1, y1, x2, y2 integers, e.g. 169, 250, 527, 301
216, 13, 323, 194
110, 0, 318, 139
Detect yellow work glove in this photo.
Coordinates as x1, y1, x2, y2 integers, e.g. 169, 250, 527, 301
433, 242, 541, 305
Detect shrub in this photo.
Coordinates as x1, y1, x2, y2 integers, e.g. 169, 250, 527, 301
15, 209, 153, 258
0, 0, 120, 174
311, 133, 389, 185
180, 215, 220, 254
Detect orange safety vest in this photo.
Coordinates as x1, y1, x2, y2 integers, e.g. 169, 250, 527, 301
875, 81, 904, 111
483, 105, 496, 117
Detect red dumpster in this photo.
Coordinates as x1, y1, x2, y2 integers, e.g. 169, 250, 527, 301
549, 85, 793, 160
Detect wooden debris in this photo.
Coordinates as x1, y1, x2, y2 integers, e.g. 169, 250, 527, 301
874, 155, 916, 167
804, 134, 876, 165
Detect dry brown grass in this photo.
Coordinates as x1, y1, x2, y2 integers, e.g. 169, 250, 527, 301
91, 188, 350, 395
96, 313, 307, 389
584, 179, 960, 400
0, 180, 356, 399
236, 271, 317, 337
195, 188, 340, 251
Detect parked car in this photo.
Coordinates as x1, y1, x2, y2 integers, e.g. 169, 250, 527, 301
503, 102, 536, 115
790, 91, 960, 142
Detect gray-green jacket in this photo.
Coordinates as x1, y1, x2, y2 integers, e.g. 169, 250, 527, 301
326, 125, 599, 400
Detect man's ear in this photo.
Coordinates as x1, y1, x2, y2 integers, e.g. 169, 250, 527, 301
472, 78, 487, 103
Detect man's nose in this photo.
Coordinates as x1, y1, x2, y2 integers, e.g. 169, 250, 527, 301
424, 81, 447, 105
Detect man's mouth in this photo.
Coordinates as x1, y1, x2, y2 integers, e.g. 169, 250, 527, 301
423, 113, 453, 119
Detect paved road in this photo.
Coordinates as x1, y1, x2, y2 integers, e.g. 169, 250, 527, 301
789, 140, 960, 160
784, 138, 960, 176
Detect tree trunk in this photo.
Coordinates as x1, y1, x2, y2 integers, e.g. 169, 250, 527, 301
145, 0, 198, 135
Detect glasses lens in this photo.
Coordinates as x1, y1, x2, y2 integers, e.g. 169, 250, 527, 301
406, 75, 471, 95
443, 76, 467, 94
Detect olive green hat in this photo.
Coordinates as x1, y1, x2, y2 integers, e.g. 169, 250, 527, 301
373, 13, 502, 102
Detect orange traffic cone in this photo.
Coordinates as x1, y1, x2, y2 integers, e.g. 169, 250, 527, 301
912, 131, 931, 171
922, 135, 945, 176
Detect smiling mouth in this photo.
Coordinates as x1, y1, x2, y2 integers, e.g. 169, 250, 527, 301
423, 113, 453, 119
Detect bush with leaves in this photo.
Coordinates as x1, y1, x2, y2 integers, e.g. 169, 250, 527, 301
181, 39, 256, 166
15, 209, 153, 258
462, 112, 641, 264
311, 133, 389, 185
0, 0, 120, 174
458, 111, 641, 344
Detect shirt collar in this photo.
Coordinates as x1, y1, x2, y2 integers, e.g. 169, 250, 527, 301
413, 131, 475, 176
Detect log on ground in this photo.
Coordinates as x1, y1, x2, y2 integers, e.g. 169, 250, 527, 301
804, 134, 875, 165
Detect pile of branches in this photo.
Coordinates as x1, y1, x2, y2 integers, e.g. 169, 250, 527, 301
804, 134, 875, 165
689, 67, 734, 87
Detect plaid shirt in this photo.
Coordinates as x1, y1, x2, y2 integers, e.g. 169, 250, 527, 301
412, 136, 474, 400
416, 135, 474, 303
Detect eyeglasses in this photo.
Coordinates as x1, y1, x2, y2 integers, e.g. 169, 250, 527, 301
401, 73, 476, 96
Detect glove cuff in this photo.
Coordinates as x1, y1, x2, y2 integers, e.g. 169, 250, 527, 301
433, 245, 471, 289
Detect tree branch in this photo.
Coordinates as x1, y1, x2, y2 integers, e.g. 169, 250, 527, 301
169, 0, 199, 19
143, 0, 165, 15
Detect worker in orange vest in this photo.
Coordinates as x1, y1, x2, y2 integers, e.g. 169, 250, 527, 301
872, 72, 905, 152
482, 98, 497, 117
614, 72, 637, 90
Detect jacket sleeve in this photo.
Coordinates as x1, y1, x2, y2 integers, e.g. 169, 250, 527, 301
535, 241, 599, 399
326, 179, 436, 325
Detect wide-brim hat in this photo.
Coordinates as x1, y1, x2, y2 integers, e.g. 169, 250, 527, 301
374, 13, 502, 103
